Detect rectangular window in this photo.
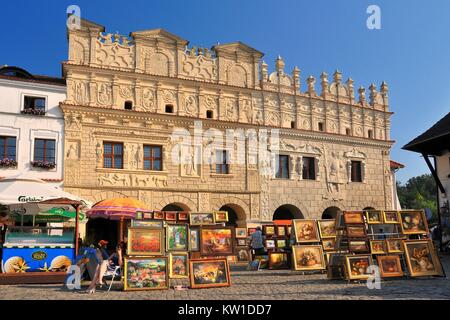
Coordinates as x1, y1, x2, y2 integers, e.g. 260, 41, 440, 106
318, 122, 324, 131
346, 128, 351, 136
276, 155, 290, 179
0, 136, 16, 160
215, 150, 229, 174
368, 130, 373, 139
24, 96, 46, 111
34, 138, 55, 163
103, 142, 123, 169
143, 145, 162, 171
351, 160, 363, 182
302, 157, 316, 180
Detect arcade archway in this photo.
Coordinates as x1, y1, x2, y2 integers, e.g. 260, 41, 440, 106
273, 204, 304, 220
219, 204, 246, 227
322, 206, 341, 219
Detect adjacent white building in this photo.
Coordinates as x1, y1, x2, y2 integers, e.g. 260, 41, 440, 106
0, 66, 66, 187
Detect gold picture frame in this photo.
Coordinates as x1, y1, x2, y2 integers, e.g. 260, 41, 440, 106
370, 240, 386, 254
366, 210, 383, 224
214, 210, 229, 223
383, 210, 399, 224
399, 210, 429, 235
127, 228, 164, 256
385, 238, 404, 253
403, 240, 444, 277
318, 219, 337, 239
292, 219, 320, 243
169, 252, 189, 279
345, 254, 373, 280
123, 256, 169, 291
292, 245, 326, 271
377, 255, 403, 278
189, 212, 216, 226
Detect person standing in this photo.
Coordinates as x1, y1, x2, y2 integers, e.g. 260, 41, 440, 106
250, 227, 265, 256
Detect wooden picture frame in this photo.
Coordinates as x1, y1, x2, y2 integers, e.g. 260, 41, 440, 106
292, 219, 320, 243
169, 252, 189, 279
189, 212, 216, 226
166, 224, 189, 252
276, 239, 287, 248
377, 255, 403, 278
383, 210, 399, 224
235, 228, 248, 238
189, 227, 200, 251
346, 225, 367, 238
343, 211, 365, 224
366, 210, 383, 224
385, 238, 404, 253
265, 239, 276, 249
276, 226, 286, 237
263, 225, 276, 237
322, 238, 336, 251
153, 211, 165, 220
292, 245, 326, 271
403, 240, 444, 277
348, 240, 370, 253
189, 258, 231, 289
177, 211, 189, 221
124, 256, 169, 291
237, 238, 247, 246
131, 220, 163, 229
164, 211, 177, 221
268, 252, 290, 270
345, 254, 373, 280
214, 210, 229, 223
143, 211, 153, 220
200, 226, 234, 256
370, 240, 386, 254
127, 228, 164, 256
399, 210, 429, 235
318, 219, 337, 239
236, 247, 252, 262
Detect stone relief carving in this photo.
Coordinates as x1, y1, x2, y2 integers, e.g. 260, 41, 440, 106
96, 33, 134, 69
198, 192, 210, 211
227, 64, 248, 87
96, 143, 103, 167
241, 99, 252, 123
266, 110, 280, 126
66, 141, 80, 160
97, 83, 112, 105
181, 145, 201, 177
119, 85, 133, 99
181, 50, 217, 80
70, 36, 89, 65
184, 94, 198, 117
98, 173, 131, 186
162, 90, 176, 104
98, 173, 168, 188
141, 88, 157, 112
142, 49, 170, 76
223, 98, 237, 121
73, 81, 89, 105
66, 113, 82, 131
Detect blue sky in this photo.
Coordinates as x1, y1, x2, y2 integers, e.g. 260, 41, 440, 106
1, 0, 449, 183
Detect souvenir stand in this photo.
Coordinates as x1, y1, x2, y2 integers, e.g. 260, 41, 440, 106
331, 210, 446, 283
120, 210, 234, 291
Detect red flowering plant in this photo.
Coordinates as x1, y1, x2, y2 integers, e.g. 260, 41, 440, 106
0, 158, 17, 168
21, 108, 45, 116
30, 160, 56, 169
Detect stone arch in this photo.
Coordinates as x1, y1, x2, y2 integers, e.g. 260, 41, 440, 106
321, 206, 342, 219
162, 203, 190, 211
71, 40, 88, 65
91, 190, 129, 204
363, 206, 376, 211
273, 204, 304, 220
227, 64, 248, 87
219, 204, 246, 227
212, 196, 249, 226
146, 51, 170, 76
269, 198, 310, 219
157, 194, 196, 212
318, 200, 345, 220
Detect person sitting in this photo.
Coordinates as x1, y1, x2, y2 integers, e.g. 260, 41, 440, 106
86, 240, 120, 293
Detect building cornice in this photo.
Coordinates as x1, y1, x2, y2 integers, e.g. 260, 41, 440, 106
0, 78, 66, 93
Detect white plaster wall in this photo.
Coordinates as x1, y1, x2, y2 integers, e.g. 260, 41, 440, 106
436, 150, 450, 206
0, 78, 66, 186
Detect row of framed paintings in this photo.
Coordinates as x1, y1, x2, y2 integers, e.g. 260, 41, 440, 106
342, 210, 429, 235
134, 211, 229, 225
123, 256, 231, 291
343, 239, 444, 279
127, 225, 235, 257
292, 219, 337, 243
347, 238, 405, 254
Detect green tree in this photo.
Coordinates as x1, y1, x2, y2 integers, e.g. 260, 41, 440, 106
397, 174, 437, 222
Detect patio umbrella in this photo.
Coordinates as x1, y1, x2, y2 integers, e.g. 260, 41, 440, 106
85, 197, 150, 241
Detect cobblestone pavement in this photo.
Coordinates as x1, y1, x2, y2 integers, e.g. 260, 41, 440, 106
1, 256, 450, 300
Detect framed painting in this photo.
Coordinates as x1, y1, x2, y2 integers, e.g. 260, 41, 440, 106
189, 227, 200, 251
292, 245, 326, 271
322, 238, 336, 251
276, 239, 287, 248
237, 238, 247, 246
345, 255, 373, 280
377, 255, 403, 278
348, 240, 370, 253
386, 238, 404, 253
335, 210, 346, 229
287, 226, 292, 236
127, 228, 164, 256
189, 258, 231, 289
236, 248, 252, 262
265, 239, 276, 249
235, 228, 248, 239
370, 240, 386, 254
214, 211, 229, 223
383, 211, 399, 224
404, 240, 444, 277
276, 226, 286, 237
189, 212, 216, 226
248, 228, 257, 236
318, 220, 336, 239
247, 259, 261, 271
226, 255, 237, 263
292, 219, 320, 243
366, 210, 383, 224
153, 211, 165, 220
263, 225, 276, 237
169, 252, 189, 279
166, 224, 189, 251
124, 257, 169, 291
131, 220, 163, 229
200, 226, 234, 256
399, 210, 429, 235
346, 225, 367, 238
253, 255, 269, 269
178, 211, 189, 221
343, 211, 365, 224
135, 211, 144, 220
143, 211, 153, 220
268, 252, 290, 270
164, 211, 177, 221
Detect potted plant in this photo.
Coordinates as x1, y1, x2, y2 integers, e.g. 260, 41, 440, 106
30, 160, 56, 169
21, 108, 45, 116
0, 158, 18, 168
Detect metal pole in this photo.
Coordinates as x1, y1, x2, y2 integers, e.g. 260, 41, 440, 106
74, 204, 80, 257
434, 156, 444, 253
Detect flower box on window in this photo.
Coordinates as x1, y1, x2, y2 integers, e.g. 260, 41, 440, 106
0, 158, 17, 168
21, 108, 45, 116
31, 160, 56, 169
